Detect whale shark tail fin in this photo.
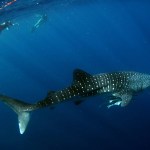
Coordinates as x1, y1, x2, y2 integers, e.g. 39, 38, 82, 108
18, 111, 30, 134
0, 94, 35, 134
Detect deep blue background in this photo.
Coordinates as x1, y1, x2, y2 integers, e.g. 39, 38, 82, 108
0, 0, 150, 149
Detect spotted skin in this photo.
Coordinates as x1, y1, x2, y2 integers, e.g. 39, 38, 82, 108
1, 69, 150, 134
37, 69, 150, 108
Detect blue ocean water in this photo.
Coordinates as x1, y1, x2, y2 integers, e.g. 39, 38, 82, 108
0, 0, 150, 149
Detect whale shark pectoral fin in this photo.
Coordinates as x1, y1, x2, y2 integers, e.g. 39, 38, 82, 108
120, 93, 133, 107
74, 99, 84, 105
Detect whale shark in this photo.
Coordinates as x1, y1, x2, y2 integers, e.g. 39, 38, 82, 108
0, 69, 150, 134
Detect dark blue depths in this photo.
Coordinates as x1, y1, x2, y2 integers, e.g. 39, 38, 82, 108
0, 0, 150, 150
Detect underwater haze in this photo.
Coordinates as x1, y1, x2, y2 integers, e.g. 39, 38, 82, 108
0, 0, 150, 149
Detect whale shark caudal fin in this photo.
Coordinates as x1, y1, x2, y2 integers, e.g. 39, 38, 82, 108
0, 94, 36, 134
18, 111, 30, 134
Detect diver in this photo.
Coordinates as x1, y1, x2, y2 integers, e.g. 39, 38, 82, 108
0, 20, 13, 33
31, 14, 48, 32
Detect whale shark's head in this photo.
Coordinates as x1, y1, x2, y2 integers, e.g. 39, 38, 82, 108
127, 72, 150, 92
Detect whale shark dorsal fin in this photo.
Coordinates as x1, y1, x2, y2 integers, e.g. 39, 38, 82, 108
73, 69, 92, 83
47, 91, 55, 97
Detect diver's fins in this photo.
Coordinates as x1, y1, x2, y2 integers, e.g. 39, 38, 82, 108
0, 94, 36, 134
